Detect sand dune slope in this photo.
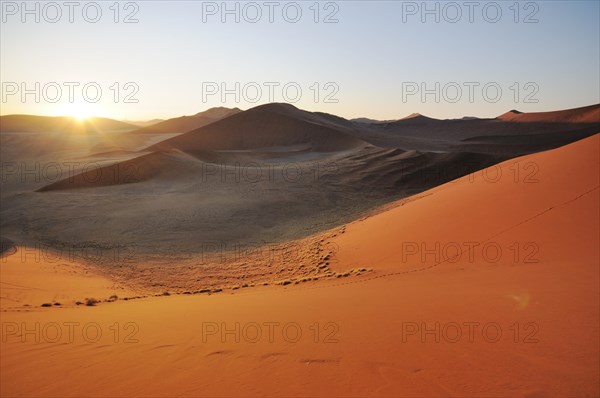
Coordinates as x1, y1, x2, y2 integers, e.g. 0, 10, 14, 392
330, 133, 599, 274
358, 104, 600, 154
1, 135, 597, 397
0, 246, 136, 311
129, 107, 242, 134
35, 151, 193, 191
498, 103, 600, 123
150, 103, 368, 153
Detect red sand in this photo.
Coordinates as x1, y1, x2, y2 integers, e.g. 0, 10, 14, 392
1, 134, 598, 397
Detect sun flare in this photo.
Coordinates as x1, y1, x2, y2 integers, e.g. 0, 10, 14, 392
62, 104, 96, 121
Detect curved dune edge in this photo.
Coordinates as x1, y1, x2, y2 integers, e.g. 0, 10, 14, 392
0, 246, 139, 311
497, 103, 600, 123
129, 107, 242, 135
148, 103, 369, 153
1, 134, 598, 397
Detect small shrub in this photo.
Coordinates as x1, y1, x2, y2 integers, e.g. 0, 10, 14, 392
85, 298, 99, 306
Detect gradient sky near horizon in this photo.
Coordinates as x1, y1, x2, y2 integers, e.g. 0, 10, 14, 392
1, 0, 599, 121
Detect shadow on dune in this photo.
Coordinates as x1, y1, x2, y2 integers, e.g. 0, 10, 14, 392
2, 103, 598, 260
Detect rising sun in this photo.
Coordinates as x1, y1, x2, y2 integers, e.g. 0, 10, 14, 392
62, 104, 96, 121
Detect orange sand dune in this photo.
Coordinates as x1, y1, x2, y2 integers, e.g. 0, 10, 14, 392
364, 104, 599, 154
1, 134, 598, 397
0, 247, 136, 310
497, 103, 600, 123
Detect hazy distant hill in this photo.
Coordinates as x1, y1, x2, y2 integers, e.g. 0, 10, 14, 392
150, 103, 366, 153
0, 115, 138, 133
129, 107, 242, 134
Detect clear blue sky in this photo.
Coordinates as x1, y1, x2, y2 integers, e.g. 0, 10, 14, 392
1, 0, 598, 120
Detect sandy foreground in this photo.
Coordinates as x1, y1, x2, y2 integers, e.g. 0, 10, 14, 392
1, 134, 598, 397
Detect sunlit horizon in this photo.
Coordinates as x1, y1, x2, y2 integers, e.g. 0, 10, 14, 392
3, 98, 600, 124
1, 1, 598, 122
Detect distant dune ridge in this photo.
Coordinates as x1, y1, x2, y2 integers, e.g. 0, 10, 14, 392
497, 103, 600, 123
124, 118, 164, 127
129, 107, 242, 134
0, 114, 138, 133
1, 103, 598, 259
354, 104, 600, 153
149, 103, 368, 153
34, 103, 599, 192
